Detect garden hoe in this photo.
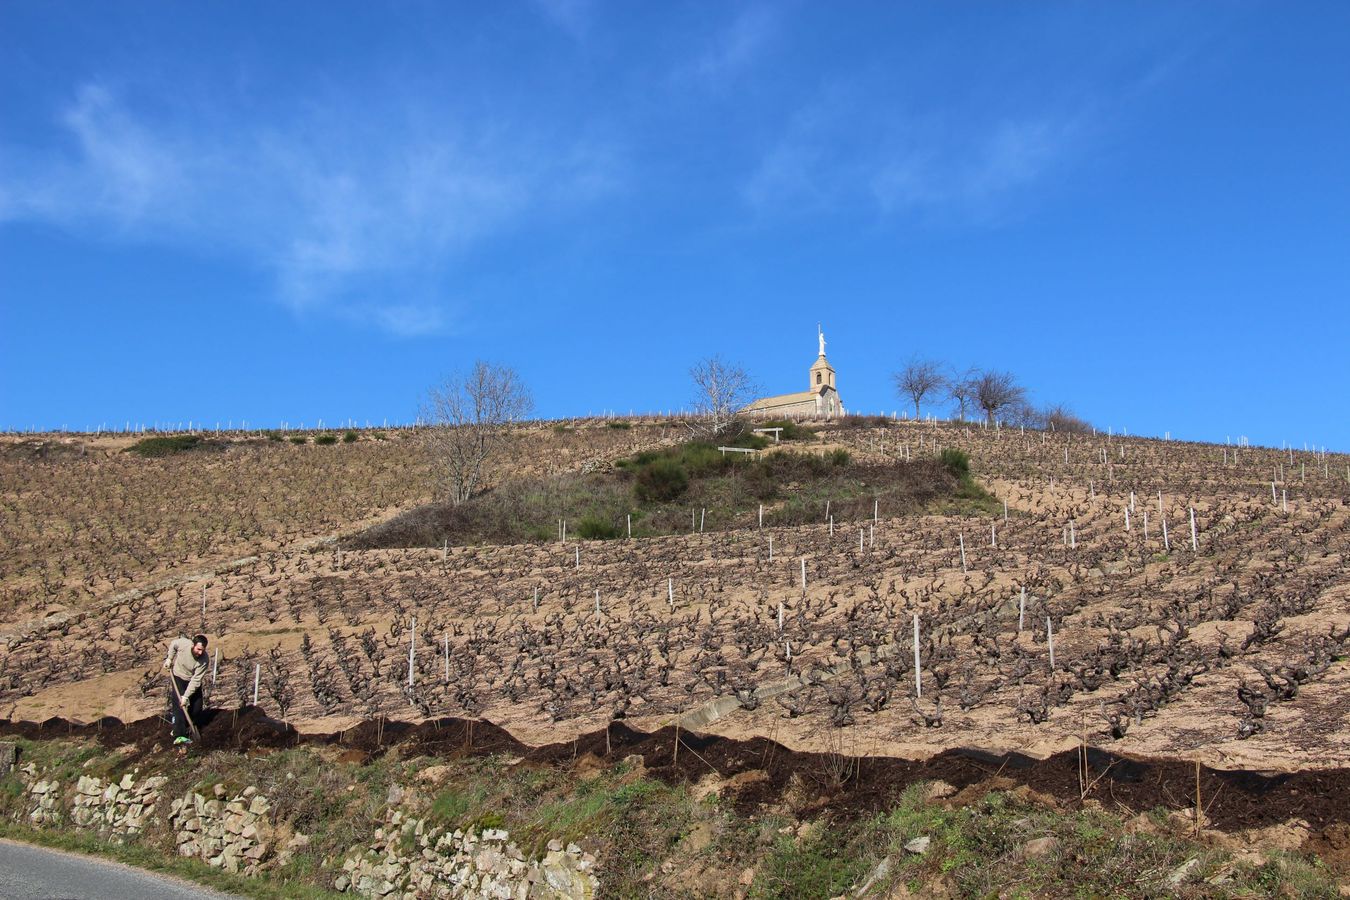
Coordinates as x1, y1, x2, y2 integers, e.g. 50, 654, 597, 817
167, 673, 202, 748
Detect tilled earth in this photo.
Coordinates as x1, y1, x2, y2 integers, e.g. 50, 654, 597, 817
2, 422, 1348, 783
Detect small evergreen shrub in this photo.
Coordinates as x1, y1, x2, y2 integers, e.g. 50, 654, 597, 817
126, 435, 202, 457
315, 434, 338, 445
576, 516, 621, 540
342, 430, 359, 443
940, 448, 970, 478
634, 458, 689, 503
289, 436, 308, 445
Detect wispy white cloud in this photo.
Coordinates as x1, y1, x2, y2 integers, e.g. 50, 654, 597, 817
0, 83, 616, 335
675, 4, 779, 88
742, 93, 1092, 224
531, 0, 594, 38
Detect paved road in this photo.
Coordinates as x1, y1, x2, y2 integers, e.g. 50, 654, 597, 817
0, 839, 238, 899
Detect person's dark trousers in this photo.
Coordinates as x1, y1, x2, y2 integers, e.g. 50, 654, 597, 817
169, 675, 202, 739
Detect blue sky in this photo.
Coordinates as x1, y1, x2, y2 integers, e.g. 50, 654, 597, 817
2, 2, 1347, 448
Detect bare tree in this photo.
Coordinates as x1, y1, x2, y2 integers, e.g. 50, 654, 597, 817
893, 358, 946, 419
974, 370, 1026, 426
423, 361, 533, 504
689, 355, 756, 439
947, 367, 979, 422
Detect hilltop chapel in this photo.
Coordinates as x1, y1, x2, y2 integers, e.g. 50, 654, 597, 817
744, 328, 846, 419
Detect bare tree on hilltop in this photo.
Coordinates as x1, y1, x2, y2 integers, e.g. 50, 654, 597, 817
947, 367, 979, 421
974, 370, 1027, 426
893, 358, 947, 419
423, 361, 533, 504
689, 355, 757, 439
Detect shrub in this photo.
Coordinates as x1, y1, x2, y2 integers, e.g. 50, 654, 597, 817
606, 421, 632, 430
266, 431, 284, 442
126, 435, 202, 457
342, 430, 359, 443
828, 448, 850, 467
289, 436, 308, 445
728, 433, 770, 451
676, 442, 729, 478
939, 448, 970, 478
634, 458, 689, 503
576, 516, 621, 540
755, 420, 816, 441
315, 434, 338, 445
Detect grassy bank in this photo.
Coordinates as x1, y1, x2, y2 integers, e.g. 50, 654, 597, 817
1, 734, 1341, 899
349, 437, 994, 550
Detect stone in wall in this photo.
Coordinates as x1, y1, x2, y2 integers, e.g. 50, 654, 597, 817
23, 765, 62, 827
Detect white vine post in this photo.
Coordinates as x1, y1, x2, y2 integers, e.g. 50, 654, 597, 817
1162, 516, 1171, 551
959, 534, 967, 573
768, 536, 774, 561
1143, 510, 1149, 538
991, 524, 997, 548
1069, 520, 1076, 549
1189, 507, 1198, 551
1125, 506, 1131, 532
667, 577, 674, 610
201, 583, 207, 617
627, 515, 632, 539
252, 664, 260, 706
913, 613, 922, 698
212, 648, 219, 684
778, 601, 785, 633
533, 587, 539, 611
873, 499, 879, 523
800, 558, 807, 590
408, 618, 416, 687
442, 541, 448, 561
575, 547, 580, 569
859, 529, 865, 552
759, 505, 764, 529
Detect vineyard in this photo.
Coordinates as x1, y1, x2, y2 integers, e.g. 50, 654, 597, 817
2, 420, 1348, 776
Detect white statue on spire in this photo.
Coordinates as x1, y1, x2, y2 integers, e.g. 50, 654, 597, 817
818, 325, 826, 357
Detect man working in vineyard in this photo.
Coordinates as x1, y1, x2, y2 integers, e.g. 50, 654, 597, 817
163, 634, 209, 746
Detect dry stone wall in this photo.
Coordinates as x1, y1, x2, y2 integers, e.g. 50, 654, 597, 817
71, 770, 169, 839
335, 810, 597, 899
7, 761, 599, 899
169, 784, 277, 876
